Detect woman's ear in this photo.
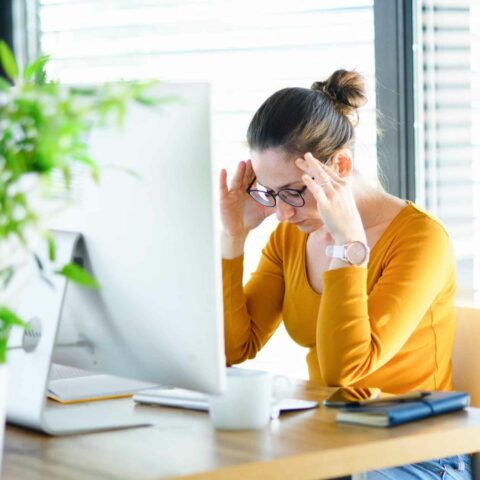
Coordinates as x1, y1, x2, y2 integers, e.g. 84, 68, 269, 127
328, 149, 353, 178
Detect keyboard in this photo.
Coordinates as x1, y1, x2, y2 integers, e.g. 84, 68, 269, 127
133, 388, 319, 413
134, 388, 210, 411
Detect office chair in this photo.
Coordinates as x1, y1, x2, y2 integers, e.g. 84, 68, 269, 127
453, 306, 480, 480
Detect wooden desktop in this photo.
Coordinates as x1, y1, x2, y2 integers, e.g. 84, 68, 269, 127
3, 379, 480, 479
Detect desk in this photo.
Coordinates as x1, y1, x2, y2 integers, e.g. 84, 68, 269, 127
3, 380, 480, 480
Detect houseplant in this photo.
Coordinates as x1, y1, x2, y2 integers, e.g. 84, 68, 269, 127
0, 40, 161, 461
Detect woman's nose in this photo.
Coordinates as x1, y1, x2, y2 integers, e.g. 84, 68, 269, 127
275, 199, 295, 222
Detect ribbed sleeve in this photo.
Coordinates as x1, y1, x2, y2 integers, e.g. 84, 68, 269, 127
222, 227, 285, 365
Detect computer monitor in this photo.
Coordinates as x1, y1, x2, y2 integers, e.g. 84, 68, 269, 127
51, 82, 225, 392
6, 83, 225, 434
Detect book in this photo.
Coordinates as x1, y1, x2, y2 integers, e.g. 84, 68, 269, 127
336, 391, 470, 427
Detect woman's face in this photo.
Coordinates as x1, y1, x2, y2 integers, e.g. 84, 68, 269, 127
250, 148, 324, 233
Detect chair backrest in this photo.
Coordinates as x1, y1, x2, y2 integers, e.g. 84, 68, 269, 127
452, 306, 480, 406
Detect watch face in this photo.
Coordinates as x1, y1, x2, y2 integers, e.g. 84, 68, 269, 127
345, 241, 369, 265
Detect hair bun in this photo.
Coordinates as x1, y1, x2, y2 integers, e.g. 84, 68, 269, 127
311, 69, 367, 121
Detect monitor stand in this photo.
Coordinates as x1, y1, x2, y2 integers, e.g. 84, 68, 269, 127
6, 231, 153, 435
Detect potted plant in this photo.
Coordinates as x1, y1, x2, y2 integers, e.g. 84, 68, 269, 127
0, 40, 161, 464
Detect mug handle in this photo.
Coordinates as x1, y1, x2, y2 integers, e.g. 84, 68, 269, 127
270, 375, 293, 419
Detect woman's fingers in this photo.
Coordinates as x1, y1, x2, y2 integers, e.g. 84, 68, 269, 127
220, 160, 254, 199
304, 153, 335, 183
299, 152, 344, 183
295, 153, 334, 192
219, 169, 229, 198
229, 161, 247, 190
302, 174, 328, 203
243, 159, 255, 189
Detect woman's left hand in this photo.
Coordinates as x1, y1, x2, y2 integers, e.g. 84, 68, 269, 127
295, 152, 366, 244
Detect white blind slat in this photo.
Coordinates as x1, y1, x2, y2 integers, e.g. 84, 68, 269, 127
420, 0, 479, 301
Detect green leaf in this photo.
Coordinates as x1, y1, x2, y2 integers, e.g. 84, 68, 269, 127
24, 54, 50, 81
74, 154, 100, 183
0, 304, 25, 363
0, 266, 15, 289
0, 343, 6, 363
68, 86, 97, 96
56, 263, 100, 289
103, 163, 142, 180
151, 95, 186, 106
73, 153, 98, 170
134, 96, 159, 107
62, 166, 72, 189
47, 235, 56, 262
0, 306, 27, 329
0, 40, 19, 81
0, 76, 11, 90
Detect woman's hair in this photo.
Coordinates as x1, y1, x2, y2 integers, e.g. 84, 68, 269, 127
246, 69, 367, 161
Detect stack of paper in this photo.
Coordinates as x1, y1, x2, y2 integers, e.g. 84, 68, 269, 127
48, 373, 158, 404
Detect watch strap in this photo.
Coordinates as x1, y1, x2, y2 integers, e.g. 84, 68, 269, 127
325, 241, 370, 266
325, 244, 345, 260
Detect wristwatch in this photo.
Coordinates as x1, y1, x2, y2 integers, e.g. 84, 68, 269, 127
325, 241, 370, 266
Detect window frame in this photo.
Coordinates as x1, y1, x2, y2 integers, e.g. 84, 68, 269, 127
373, 0, 416, 200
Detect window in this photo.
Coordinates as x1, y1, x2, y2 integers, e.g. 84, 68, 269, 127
416, 0, 480, 305
22, 0, 377, 378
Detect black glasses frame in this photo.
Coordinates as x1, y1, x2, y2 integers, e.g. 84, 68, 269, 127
246, 177, 307, 207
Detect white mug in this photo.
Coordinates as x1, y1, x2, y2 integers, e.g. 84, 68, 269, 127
208, 367, 292, 430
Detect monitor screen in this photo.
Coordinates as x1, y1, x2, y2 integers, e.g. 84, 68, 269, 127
48, 82, 225, 394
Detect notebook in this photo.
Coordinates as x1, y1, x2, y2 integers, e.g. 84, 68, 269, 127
336, 390, 470, 427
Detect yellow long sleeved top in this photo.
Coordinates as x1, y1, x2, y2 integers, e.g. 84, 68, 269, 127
222, 203, 456, 393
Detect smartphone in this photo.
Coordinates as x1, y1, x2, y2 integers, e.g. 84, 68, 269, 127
323, 387, 430, 408
323, 387, 382, 407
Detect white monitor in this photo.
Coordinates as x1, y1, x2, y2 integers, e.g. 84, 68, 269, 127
48, 82, 225, 395
7, 82, 226, 434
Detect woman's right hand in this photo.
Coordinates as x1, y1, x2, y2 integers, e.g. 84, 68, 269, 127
219, 160, 273, 238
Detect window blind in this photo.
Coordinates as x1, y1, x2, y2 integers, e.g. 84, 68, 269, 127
418, 0, 479, 303
34, 0, 377, 178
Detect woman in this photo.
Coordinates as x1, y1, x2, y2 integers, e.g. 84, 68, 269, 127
219, 69, 471, 479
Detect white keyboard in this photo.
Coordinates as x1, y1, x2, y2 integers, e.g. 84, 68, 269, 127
133, 388, 319, 413
134, 388, 209, 411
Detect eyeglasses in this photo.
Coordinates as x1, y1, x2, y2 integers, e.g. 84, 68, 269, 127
246, 177, 307, 207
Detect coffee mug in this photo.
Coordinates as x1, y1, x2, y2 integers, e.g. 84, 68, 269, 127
208, 367, 292, 430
